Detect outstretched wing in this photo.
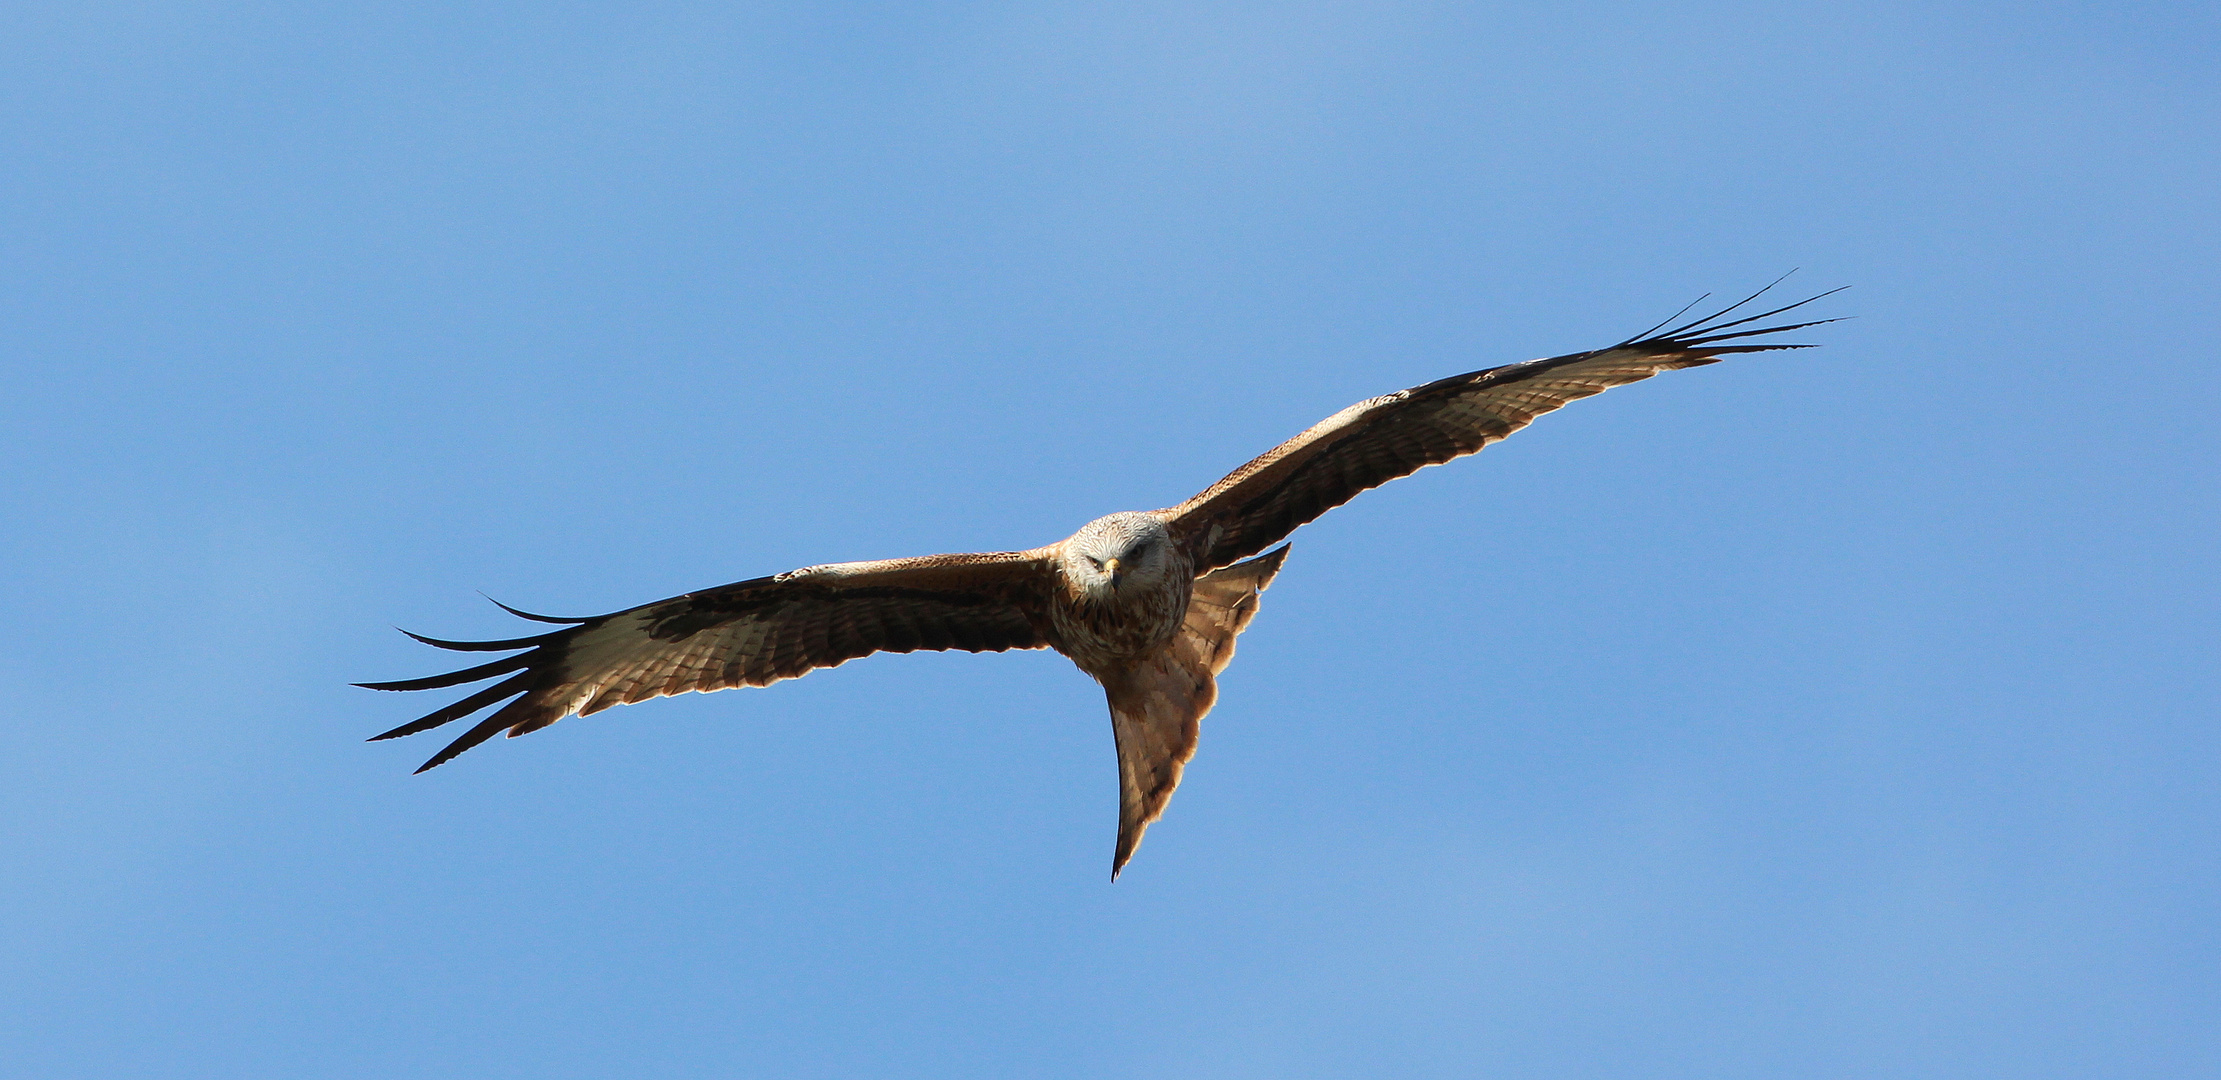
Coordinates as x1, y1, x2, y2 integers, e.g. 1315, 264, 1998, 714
359, 550, 1061, 772
1165, 284, 1841, 571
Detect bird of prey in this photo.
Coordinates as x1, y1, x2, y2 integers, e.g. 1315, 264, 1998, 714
362, 284, 1836, 878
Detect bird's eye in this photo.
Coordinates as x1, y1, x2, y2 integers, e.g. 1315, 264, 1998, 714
1086, 556, 1102, 570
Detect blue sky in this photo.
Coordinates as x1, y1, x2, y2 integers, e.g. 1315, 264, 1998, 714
3, 2, 2216, 1077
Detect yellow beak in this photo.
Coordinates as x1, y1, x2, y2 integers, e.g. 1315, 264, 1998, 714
1104, 557, 1122, 584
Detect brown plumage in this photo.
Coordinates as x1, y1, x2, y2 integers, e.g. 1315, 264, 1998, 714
361, 283, 1836, 878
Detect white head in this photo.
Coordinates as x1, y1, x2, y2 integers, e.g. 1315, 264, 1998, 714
1062, 512, 1176, 599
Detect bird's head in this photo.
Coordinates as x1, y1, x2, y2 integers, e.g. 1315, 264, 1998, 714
1063, 512, 1176, 599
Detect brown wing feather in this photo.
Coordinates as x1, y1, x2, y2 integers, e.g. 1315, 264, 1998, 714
1104, 547, 1287, 879
359, 550, 1061, 773
1165, 290, 1838, 571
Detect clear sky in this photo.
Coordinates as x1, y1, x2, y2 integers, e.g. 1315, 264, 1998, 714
3, 2, 2216, 1077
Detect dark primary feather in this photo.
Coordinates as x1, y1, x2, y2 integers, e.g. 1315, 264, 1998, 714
480, 596, 593, 624
359, 553, 1059, 773
1165, 288, 1841, 571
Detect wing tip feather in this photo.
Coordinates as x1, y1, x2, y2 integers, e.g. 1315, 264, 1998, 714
411, 707, 528, 773
1643, 279, 1849, 351
480, 592, 594, 624
395, 625, 563, 652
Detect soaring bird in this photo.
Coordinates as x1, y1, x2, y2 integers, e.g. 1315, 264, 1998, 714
361, 284, 1836, 878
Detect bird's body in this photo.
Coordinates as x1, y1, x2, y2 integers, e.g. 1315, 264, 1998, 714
362, 284, 1836, 877
1048, 512, 1196, 673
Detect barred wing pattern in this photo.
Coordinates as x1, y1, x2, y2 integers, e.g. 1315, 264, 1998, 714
359, 551, 1060, 773
1166, 290, 1839, 572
